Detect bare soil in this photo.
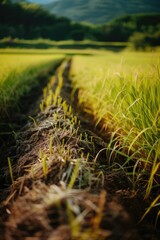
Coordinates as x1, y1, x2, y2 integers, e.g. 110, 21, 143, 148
0, 60, 159, 240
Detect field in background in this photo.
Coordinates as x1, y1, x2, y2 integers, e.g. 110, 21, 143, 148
70, 50, 160, 204
0, 38, 128, 51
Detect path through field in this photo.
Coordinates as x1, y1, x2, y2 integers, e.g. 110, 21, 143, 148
0, 59, 159, 240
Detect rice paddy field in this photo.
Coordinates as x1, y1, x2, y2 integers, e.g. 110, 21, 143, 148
0, 47, 160, 240
70, 51, 160, 198
0, 50, 64, 116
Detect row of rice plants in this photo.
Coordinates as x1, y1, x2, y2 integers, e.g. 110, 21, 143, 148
0, 51, 64, 116
7, 60, 106, 238
69, 51, 160, 218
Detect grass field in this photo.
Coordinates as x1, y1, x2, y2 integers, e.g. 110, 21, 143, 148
70, 50, 160, 202
0, 46, 160, 239
0, 48, 159, 200
0, 50, 64, 116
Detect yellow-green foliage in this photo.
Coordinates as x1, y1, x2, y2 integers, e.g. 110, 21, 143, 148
0, 50, 63, 114
70, 51, 160, 197
0, 51, 62, 82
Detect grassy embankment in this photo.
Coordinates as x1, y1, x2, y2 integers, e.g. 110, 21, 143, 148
70, 50, 160, 220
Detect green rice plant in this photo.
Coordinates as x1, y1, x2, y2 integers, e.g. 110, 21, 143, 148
49, 136, 53, 155
68, 159, 81, 189
28, 116, 37, 128
53, 112, 58, 127
52, 61, 67, 106
39, 149, 48, 179
39, 100, 44, 112
7, 157, 14, 186
66, 202, 81, 238
140, 194, 160, 225
30, 166, 35, 180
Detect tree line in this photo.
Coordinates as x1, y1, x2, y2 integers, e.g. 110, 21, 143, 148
0, 0, 90, 40
0, 0, 160, 48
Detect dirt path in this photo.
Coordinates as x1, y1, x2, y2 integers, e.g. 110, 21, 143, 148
0, 59, 159, 240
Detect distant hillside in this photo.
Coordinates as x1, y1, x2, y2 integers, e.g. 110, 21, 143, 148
11, 0, 57, 4
28, 0, 57, 4
11, 0, 25, 3
1, 0, 160, 47
46, 0, 160, 24
0, 1, 91, 40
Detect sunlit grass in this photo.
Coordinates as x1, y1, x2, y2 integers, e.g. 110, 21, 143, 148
70, 51, 160, 201
0, 51, 64, 116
